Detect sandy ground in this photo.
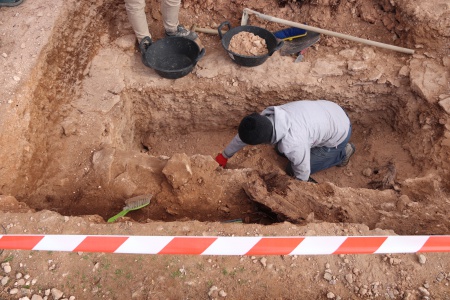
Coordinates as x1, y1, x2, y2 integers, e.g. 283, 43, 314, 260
1, 0, 449, 299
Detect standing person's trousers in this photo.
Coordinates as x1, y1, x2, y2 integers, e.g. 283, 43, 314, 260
124, 0, 181, 42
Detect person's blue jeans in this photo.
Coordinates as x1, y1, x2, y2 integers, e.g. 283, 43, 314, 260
281, 124, 352, 178
310, 124, 352, 174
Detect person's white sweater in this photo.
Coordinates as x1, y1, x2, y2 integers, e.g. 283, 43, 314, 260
223, 100, 350, 181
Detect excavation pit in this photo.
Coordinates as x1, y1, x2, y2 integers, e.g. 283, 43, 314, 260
1, 0, 450, 299
0, 0, 449, 235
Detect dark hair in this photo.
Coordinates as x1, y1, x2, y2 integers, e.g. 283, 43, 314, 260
238, 113, 273, 145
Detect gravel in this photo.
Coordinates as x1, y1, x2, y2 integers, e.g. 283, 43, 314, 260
0, 262, 75, 300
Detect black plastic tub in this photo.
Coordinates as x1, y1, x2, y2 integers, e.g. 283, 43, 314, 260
139, 36, 205, 79
218, 21, 283, 67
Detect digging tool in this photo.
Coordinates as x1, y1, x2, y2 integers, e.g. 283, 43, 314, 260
273, 27, 307, 41
107, 194, 152, 223
273, 27, 320, 57
241, 8, 415, 54
191, 24, 225, 35
280, 30, 320, 56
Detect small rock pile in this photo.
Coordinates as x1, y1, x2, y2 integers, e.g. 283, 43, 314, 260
1, 261, 75, 300
321, 254, 450, 300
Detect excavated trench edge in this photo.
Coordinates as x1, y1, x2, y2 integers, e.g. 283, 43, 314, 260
11, 0, 448, 234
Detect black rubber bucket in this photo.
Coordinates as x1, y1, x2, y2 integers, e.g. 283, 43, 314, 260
218, 21, 283, 67
139, 36, 205, 79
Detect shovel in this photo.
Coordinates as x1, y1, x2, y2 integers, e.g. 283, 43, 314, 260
241, 8, 414, 54
276, 29, 320, 56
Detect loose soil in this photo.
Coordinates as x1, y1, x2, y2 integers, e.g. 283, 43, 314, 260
228, 32, 268, 56
0, 0, 449, 299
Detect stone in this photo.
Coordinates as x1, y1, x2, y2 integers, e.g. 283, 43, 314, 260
91, 147, 116, 182
1, 276, 9, 286
359, 287, 368, 295
438, 97, 450, 115
348, 61, 367, 71
3, 265, 11, 273
162, 153, 193, 189
311, 57, 345, 76
396, 195, 412, 210
389, 257, 402, 265
418, 254, 427, 264
418, 287, 430, 296
324, 272, 333, 281
208, 286, 219, 297
362, 47, 376, 60
260, 257, 267, 268
60, 118, 78, 136
338, 49, 357, 59
51, 288, 64, 300
345, 273, 354, 283
410, 59, 448, 103
398, 66, 410, 77
443, 55, 450, 67
112, 172, 138, 197
191, 154, 219, 173
362, 168, 372, 177
436, 272, 445, 282
381, 202, 396, 211
366, 69, 383, 81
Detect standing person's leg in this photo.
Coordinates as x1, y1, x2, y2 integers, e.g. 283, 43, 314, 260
162, 0, 198, 40
124, 0, 151, 42
161, 0, 180, 33
310, 125, 353, 174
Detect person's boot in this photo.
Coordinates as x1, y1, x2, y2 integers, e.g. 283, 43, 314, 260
338, 143, 356, 167
165, 25, 198, 41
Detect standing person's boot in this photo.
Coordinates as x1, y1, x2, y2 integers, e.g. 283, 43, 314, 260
0, 0, 23, 7
165, 25, 198, 40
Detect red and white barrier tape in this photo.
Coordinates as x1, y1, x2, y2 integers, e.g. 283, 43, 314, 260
0, 235, 449, 255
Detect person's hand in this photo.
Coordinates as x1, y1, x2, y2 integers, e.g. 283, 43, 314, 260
215, 153, 228, 167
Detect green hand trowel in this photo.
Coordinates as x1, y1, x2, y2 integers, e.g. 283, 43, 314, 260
107, 194, 152, 223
